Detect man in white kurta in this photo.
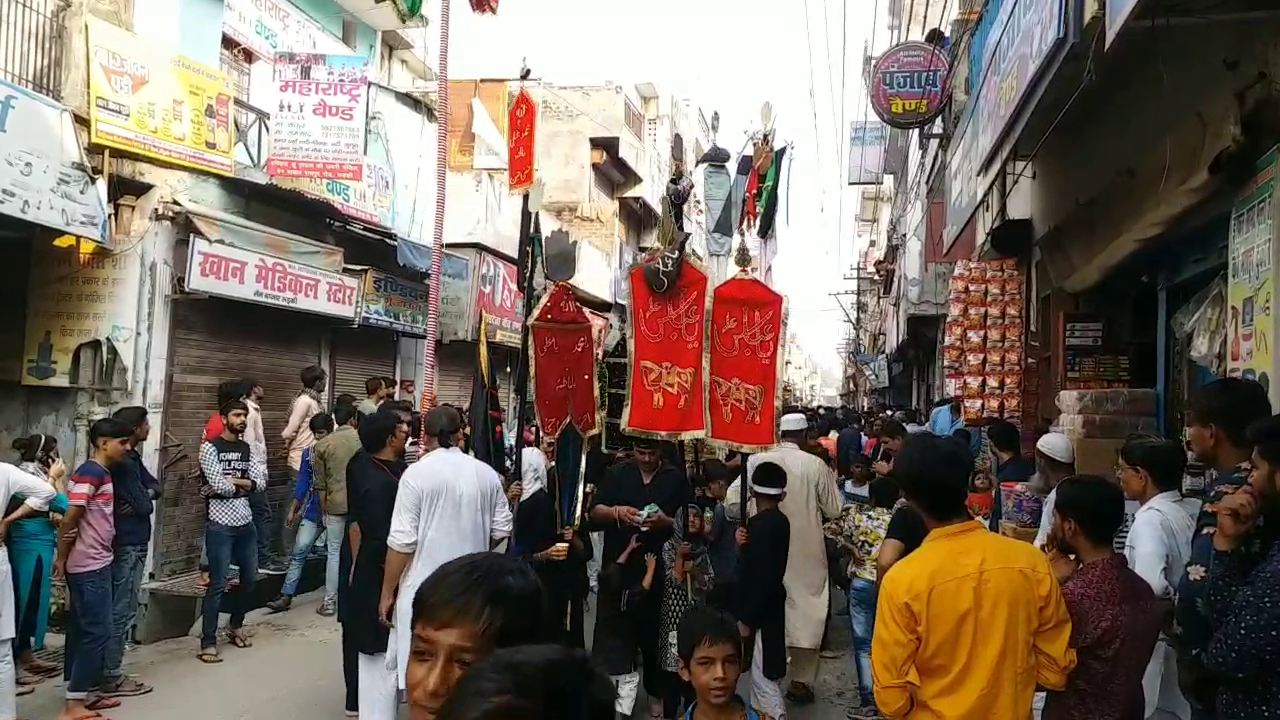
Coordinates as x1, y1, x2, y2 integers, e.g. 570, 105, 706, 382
372, 407, 513, 720
0, 462, 56, 720
746, 413, 842, 701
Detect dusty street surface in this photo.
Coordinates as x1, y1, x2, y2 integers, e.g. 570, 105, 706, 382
19, 590, 860, 720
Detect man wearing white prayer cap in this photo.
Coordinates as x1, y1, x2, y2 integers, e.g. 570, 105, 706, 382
727, 410, 841, 705
1031, 432, 1077, 549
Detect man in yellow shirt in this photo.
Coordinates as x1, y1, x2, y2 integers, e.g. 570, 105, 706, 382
871, 433, 1076, 720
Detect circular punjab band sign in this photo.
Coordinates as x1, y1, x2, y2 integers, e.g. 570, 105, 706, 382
869, 41, 950, 130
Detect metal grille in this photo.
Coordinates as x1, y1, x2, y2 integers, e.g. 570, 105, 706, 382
0, 0, 67, 98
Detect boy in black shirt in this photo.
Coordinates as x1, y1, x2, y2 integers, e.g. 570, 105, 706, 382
735, 461, 790, 720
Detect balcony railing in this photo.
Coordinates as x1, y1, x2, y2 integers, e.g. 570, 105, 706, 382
0, 0, 68, 99
233, 98, 270, 171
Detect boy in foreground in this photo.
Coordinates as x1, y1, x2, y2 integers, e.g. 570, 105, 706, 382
734, 461, 790, 720
678, 605, 774, 720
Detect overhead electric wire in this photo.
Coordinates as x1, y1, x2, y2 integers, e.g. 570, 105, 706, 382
802, 0, 826, 185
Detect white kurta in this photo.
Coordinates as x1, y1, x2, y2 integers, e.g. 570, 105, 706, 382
746, 443, 842, 650
384, 447, 513, 688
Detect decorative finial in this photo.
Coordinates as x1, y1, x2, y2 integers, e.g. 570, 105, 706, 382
734, 237, 752, 271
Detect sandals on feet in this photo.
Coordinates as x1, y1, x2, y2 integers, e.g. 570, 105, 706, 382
229, 631, 253, 649
196, 647, 222, 664
99, 677, 153, 697
84, 697, 121, 712
15, 685, 33, 697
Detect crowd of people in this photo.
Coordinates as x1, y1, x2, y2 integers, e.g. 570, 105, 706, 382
1, 371, 1279, 720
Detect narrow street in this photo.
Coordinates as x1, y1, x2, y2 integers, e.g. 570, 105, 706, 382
18, 588, 859, 720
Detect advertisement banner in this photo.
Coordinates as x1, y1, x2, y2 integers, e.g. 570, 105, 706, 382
439, 251, 473, 342
474, 251, 523, 346
274, 165, 393, 228
623, 261, 710, 439
186, 235, 359, 319
88, 18, 235, 176
1227, 147, 1277, 396
23, 243, 141, 388
0, 80, 110, 246
707, 275, 785, 451
359, 269, 428, 335
530, 283, 600, 439
267, 53, 370, 181
222, 0, 351, 61
847, 121, 887, 186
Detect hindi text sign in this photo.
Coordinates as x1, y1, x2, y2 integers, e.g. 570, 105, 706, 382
222, 0, 352, 61
869, 42, 950, 130
268, 53, 370, 181
187, 235, 360, 319
474, 251, 523, 346
360, 269, 429, 335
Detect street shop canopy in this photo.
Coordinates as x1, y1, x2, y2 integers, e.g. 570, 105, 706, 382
173, 195, 345, 273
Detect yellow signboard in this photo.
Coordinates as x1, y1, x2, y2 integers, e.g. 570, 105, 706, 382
1227, 146, 1276, 398
87, 18, 235, 176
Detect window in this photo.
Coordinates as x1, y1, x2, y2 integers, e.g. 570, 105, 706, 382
342, 17, 358, 50
624, 98, 644, 140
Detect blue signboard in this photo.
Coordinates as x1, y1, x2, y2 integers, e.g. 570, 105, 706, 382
943, 0, 1070, 249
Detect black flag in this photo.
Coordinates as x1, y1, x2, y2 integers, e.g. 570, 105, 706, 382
468, 315, 507, 477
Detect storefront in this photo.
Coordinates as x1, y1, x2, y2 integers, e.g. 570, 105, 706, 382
436, 249, 523, 412
330, 268, 431, 402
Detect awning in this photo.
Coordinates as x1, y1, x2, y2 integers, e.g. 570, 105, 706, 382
174, 195, 344, 272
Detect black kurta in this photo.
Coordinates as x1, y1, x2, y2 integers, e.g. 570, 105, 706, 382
513, 486, 582, 646
343, 452, 405, 656
736, 506, 790, 680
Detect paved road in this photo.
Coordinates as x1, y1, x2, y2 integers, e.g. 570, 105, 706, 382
20, 589, 860, 720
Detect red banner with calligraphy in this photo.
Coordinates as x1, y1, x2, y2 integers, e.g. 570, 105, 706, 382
508, 88, 536, 192
530, 284, 600, 439
623, 261, 709, 439
707, 274, 785, 451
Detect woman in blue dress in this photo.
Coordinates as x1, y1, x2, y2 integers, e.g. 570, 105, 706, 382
8, 434, 68, 686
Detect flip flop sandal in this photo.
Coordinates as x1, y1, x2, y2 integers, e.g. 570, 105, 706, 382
196, 648, 222, 664
84, 697, 121, 712
99, 678, 153, 697
16, 671, 42, 686
66, 713, 106, 720
26, 659, 59, 673
229, 632, 253, 649
15, 685, 33, 697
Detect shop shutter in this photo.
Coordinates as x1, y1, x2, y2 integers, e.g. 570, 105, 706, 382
330, 327, 396, 403
435, 342, 474, 408
158, 297, 325, 580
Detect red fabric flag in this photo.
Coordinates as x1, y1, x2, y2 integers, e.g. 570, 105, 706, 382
623, 261, 709, 439
707, 274, 785, 451
530, 284, 600, 439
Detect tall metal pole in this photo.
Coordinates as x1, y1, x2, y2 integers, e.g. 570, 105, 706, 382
511, 197, 535, 484
420, 0, 452, 432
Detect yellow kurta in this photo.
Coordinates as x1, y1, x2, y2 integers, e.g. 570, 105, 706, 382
742, 443, 842, 650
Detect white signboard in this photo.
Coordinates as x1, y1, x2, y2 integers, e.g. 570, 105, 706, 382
268, 53, 371, 181
848, 121, 887, 186
0, 80, 109, 245
186, 235, 359, 319
222, 0, 350, 61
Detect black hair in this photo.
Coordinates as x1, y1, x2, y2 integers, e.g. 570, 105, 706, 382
365, 376, 384, 395
879, 419, 907, 441
112, 406, 148, 432
333, 403, 359, 427
851, 453, 871, 468
11, 434, 56, 463
1247, 413, 1280, 468
383, 399, 414, 416
216, 380, 244, 407
89, 417, 133, 445
411, 552, 547, 647
335, 394, 357, 408
301, 364, 326, 389
676, 605, 741, 665
892, 434, 970, 522
900, 409, 919, 425
1053, 474, 1126, 548
435, 645, 615, 720
868, 475, 900, 509
700, 458, 732, 485
1188, 378, 1272, 449
219, 399, 249, 418
426, 406, 464, 449
1119, 435, 1186, 493
815, 418, 832, 436
359, 409, 404, 453
986, 420, 1021, 454
750, 460, 787, 496
309, 412, 335, 435
952, 428, 972, 446
240, 378, 260, 393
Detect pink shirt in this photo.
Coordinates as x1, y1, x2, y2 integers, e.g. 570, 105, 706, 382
66, 461, 116, 573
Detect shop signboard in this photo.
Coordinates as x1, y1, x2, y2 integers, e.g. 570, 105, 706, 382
187, 235, 360, 319
1227, 146, 1277, 398
222, 0, 351, 61
439, 251, 474, 342
267, 53, 371, 181
848, 121, 887, 185
22, 242, 142, 387
359, 269, 428, 335
274, 161, 394, 228
868, 42, 950, 131
474, 251, 523, 347
87, 18, 235, 176
0, 79, 110, 246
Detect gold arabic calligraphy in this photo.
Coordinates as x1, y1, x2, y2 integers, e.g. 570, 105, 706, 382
639, 361, 694, 409
711, 376, 765, 425
713, 307, 777, 362
639, 290, 702, 349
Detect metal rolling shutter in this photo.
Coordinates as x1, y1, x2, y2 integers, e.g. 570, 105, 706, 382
157, 297, 324, 579
435, 342, 474, 408
330, 327, 396, 403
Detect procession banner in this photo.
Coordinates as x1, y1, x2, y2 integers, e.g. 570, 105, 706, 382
267, 52, 370, 181
87, 17, 235, 176
622, 261, 710, 439
186, 235, 359, 319
508, 87, 536, 192
530, 283, 600, 440
706, 274, 785, 451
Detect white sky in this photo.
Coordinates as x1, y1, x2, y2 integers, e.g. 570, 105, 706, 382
448, 0, 881, 373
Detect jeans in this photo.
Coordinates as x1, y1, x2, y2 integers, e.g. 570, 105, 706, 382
281, 518, 324, 597
104, 544, 148, 681
249, 490, 272, 566
202, 521, 259, 648
848, 576, 877, 706
64, 565, 113, 699
323, 514, 346, 605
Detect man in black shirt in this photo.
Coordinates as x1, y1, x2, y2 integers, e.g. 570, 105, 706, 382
588, 438, 691, 719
